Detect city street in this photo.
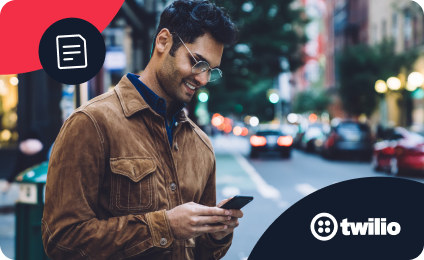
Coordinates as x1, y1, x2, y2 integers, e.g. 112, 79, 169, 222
212, 136, 424, 260
1, 0, 424, 259
1, 135, 424, 259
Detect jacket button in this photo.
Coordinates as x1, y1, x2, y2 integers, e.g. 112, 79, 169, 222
160, 238, 167, 246
174, 142, 179, 151
170, 183, 177, 191
175, 122, 178, 127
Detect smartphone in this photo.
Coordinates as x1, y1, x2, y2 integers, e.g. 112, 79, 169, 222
219, 195, 254, 210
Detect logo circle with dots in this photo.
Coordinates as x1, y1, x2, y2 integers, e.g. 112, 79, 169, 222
310, 213, 338, 241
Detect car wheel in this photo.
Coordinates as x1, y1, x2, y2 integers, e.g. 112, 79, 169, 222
250, 151, 259, 159
361, 153, 373, 162
324, 150, 334, 160
281, 151, 291, 159
388, 158, 399, 176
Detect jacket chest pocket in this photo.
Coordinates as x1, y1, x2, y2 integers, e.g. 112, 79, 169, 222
109, 157, 158, 215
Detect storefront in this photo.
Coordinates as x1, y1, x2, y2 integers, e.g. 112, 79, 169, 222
0, 75, 19, 149
0, 74, 19, 179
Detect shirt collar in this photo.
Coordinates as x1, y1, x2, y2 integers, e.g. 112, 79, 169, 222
114, 73, 187, 123
126, 73, 186, 117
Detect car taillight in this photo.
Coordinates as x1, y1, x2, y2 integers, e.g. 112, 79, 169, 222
250, 136, 267, 147
327, 136, 335, 147
381, 147, 396, 155
277, 136, 293, 146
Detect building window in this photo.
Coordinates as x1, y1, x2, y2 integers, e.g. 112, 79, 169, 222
373, 24, 377, 45
0, 75, 19, 149
382, 19, 387, 40
392, 13, 398, 43
413, 15, 419, 47
404, 9, 412, 50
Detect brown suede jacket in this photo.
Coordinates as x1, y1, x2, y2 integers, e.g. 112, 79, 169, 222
41, 75, 233, 260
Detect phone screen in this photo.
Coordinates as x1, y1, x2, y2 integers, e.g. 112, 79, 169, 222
220, 196, 253, 210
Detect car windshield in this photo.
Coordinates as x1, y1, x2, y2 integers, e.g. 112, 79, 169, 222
256, 131, 281, 136
337, 123, 369, 134
408, 132, 424, 143
305, 127, 322, 139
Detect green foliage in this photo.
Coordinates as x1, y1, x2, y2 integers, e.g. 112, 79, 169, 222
337, 41, 417, 116
206, 0, 308, 120
292, 88, 331, 114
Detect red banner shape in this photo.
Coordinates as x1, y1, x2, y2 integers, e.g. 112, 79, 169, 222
0, 0, 124, 74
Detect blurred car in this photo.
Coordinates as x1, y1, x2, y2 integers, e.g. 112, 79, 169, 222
300, 125, 324, 152
372, 127, 424, 175
250, 129, 293, 158
321, 121, 373, 160
281, 124, 298, 138
293, 131, 305, 148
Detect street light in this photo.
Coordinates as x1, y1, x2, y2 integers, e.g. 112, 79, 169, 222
287, 113, 298, 124
387, 77, 401, 90
250, 116, 259, 127
375, 80, 388, 93
244, 115, 252, 125
408, 72, 424, 90
405, 82, 418, 92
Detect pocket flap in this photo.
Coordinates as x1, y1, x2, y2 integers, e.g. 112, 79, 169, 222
110, 157, 156, 182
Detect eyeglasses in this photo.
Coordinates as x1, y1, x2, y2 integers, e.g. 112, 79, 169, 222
171, 32, 222, 82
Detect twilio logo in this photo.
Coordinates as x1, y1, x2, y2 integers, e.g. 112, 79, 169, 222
310, 213, 338, 241
311, 213, 401, 241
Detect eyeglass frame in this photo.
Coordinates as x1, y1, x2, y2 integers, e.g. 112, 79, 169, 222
170, 32, 223, 82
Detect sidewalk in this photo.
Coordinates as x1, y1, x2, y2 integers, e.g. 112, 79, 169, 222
0, 181, 19, 209
0, 135, 257, 260
0, 181, 18, 259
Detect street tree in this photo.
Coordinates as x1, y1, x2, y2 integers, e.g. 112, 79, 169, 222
337, 41, 417, 117
201, 0, 308, 121
292, 88, 331, 114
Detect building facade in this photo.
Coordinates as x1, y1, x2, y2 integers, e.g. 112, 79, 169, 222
0, 0, 167, 180
368, 0, 424, 128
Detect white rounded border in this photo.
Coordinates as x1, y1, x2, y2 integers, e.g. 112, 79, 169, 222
310, 213, 338, 241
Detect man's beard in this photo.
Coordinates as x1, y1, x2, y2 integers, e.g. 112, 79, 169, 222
157, 55, 194, 104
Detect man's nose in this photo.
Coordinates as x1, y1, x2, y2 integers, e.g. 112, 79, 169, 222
194, 71, 209, 87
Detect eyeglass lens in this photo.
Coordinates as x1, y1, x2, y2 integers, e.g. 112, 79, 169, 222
192, 61, 222, 82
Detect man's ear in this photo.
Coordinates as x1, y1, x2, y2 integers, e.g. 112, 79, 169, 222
155, 28, 172, 55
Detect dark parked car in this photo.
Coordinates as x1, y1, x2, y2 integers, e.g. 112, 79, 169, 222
372, 127, 424, 175
321, 121, 373, 160
250, 130, 293, 158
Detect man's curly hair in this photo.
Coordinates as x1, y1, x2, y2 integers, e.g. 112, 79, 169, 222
152, 0, 239, 57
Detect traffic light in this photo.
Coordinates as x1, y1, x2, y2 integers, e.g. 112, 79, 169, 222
267, 89, 280, 104
198, 92, 208, 102
198, 89, 209, 102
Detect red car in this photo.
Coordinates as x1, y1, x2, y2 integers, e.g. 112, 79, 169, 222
372, 127, 424, 175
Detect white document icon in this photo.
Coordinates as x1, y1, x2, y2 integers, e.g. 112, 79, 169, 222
56, 34, 87, 69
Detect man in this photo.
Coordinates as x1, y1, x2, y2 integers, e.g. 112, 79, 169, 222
41, 0, 242, 259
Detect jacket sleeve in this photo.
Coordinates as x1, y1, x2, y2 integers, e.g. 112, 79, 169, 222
41, 111, 174, 260
195, 157, 233, 259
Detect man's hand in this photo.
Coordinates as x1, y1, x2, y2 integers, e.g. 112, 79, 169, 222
167, 202, 232, 240
210, 198, 244, 241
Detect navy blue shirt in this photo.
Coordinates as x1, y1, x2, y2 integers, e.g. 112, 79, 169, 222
127, 73, 185, 147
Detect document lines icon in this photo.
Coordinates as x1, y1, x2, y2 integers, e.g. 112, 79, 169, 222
56, 34, 87, 69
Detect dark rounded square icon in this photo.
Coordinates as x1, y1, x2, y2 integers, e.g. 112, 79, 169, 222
39, 18, 106, 85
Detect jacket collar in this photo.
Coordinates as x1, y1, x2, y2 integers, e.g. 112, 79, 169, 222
114, 74, 189, 124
